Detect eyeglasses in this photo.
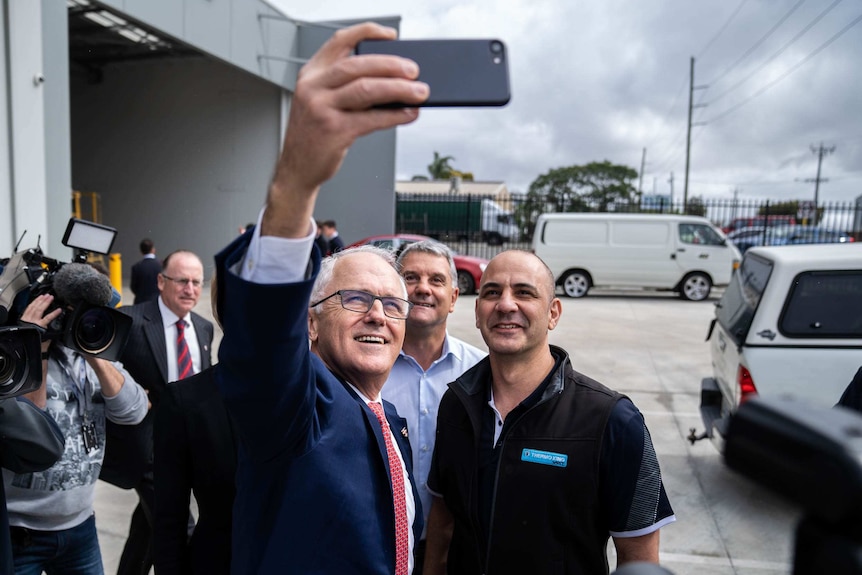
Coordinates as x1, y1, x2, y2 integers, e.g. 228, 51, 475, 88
161, 274, 204, 289
309, 289, 413, 320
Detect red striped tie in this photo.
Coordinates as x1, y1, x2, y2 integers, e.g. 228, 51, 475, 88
369, 402, 409, 575
176, 319, 193, 380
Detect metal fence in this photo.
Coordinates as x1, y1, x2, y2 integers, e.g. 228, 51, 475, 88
395, 192, 862, 260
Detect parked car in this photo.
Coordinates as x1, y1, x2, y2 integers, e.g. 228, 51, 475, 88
729, 224, 854, 253
532, 213, 740, 301
347, 234, 488, 294
722, 214, 796, 234
693, 243, 862, 452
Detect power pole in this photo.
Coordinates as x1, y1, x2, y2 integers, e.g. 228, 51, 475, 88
731, 187, 740, 222
804, 143, 835, 225
638, 147, 646, 201
683, 57, 708, 213
668, 172, 675, 212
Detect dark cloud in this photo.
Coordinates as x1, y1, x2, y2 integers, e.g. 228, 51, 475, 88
273, 0, 862, 202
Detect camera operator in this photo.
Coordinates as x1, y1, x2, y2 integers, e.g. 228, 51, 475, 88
2, 292, 148, 575
0, 396, 64, 574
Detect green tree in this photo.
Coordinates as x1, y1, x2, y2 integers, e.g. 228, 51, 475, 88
449, 169, 474, 181
758, 200, 798, 216
427, 152, 456, 180
519, 161, 638, 238
577, 161, 638, 212
686, 196, 706, 217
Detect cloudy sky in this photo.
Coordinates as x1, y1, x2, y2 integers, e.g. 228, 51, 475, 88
270, 0, 862, 204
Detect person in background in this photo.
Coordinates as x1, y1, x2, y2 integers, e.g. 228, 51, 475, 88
153, 271, 237, 575
103, 250, 214, 575
424, 250, 676, 575
130, 239, 161, 305
381, 240, 485, 573
320, 220, 344, 254
5, 291, 148, 575
314, 220, 329, 258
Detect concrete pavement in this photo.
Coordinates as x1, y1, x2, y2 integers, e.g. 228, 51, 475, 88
94, 285, 797, 574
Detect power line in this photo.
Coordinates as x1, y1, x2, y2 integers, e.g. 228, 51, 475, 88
706, 12, 862, 124
697, 0, 751, 59
705, 0, 807, 89
707, 0, 845, 105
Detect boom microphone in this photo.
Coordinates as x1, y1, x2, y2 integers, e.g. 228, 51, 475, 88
53, 263, 112, 307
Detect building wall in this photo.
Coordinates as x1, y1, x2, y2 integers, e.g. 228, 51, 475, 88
70, 57, 282, 280
95, 0, 302, 91
2, 1, 402, 283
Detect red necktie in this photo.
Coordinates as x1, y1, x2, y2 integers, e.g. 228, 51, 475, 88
369, 402, 409, 575
176, 319, 193, 380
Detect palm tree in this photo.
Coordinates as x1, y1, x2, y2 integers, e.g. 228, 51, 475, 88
427, 151, 455, 180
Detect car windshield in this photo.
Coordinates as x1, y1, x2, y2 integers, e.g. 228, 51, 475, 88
715, 252, 773, 345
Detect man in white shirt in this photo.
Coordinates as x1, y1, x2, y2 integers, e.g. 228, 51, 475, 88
382, 240, 485, 572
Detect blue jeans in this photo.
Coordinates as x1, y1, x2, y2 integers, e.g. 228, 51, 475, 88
10, 514, 104, 575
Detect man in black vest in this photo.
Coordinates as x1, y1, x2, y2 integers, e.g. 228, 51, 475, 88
424, 250, 676, 574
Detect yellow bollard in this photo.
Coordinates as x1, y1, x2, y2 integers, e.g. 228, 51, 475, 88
109, 253, 123, 307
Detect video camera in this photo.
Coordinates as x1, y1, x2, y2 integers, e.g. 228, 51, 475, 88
0, 218, 132, 400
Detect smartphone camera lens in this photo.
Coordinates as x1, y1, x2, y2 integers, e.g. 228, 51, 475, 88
489, 41, 504, 55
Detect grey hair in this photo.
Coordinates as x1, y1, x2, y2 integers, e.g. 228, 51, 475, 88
396, 240, 457, 285
309, 246, 407, 313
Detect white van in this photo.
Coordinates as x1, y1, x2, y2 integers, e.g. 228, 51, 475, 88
532, 213, 741, 300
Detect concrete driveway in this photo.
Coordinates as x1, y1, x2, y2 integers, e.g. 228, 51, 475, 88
95, 286, 797, 574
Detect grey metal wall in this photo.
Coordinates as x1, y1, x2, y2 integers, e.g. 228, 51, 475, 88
2, 0, 402, 285
95, 0, 302, 91
70, 57, 282, 280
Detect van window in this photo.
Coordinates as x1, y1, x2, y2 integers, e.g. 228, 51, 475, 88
779, 271, 862, 338
545, 221, 607, 245
679, 223, 724, 246
611, 222, 669, 246
716, 254, 773, 344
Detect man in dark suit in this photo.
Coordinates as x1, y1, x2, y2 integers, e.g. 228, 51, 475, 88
153, 275, 236, 575
153, 365, 236, 574
102, 249, 214, 575
321, 219, 344, 254
214, 22, 429, 573
130, 238, 162, 304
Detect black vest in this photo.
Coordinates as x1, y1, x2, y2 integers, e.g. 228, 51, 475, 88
433, 346, 622, 574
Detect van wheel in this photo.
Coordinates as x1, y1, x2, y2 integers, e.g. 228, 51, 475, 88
457, 270, 476, 295
561, 271, 590, 298
680, 273, 711, 301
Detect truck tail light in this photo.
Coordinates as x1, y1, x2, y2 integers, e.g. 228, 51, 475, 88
738, 366, 758, 404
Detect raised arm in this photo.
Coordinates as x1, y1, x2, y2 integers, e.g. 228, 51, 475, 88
215, 22, 428, 463
261, 21, 428, 240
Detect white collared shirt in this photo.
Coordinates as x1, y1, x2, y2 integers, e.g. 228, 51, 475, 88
158, 297, 202, 383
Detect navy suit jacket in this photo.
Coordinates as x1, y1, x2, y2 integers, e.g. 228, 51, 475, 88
101, 299, 214, 489
215, 234, 423, 574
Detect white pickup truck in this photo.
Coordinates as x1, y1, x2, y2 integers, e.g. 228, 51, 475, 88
691, 243, 862, 452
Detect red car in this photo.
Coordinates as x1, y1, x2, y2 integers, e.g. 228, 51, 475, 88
347, 234, 488, 294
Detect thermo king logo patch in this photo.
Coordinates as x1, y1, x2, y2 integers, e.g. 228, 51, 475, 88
521, 448, 568, 467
